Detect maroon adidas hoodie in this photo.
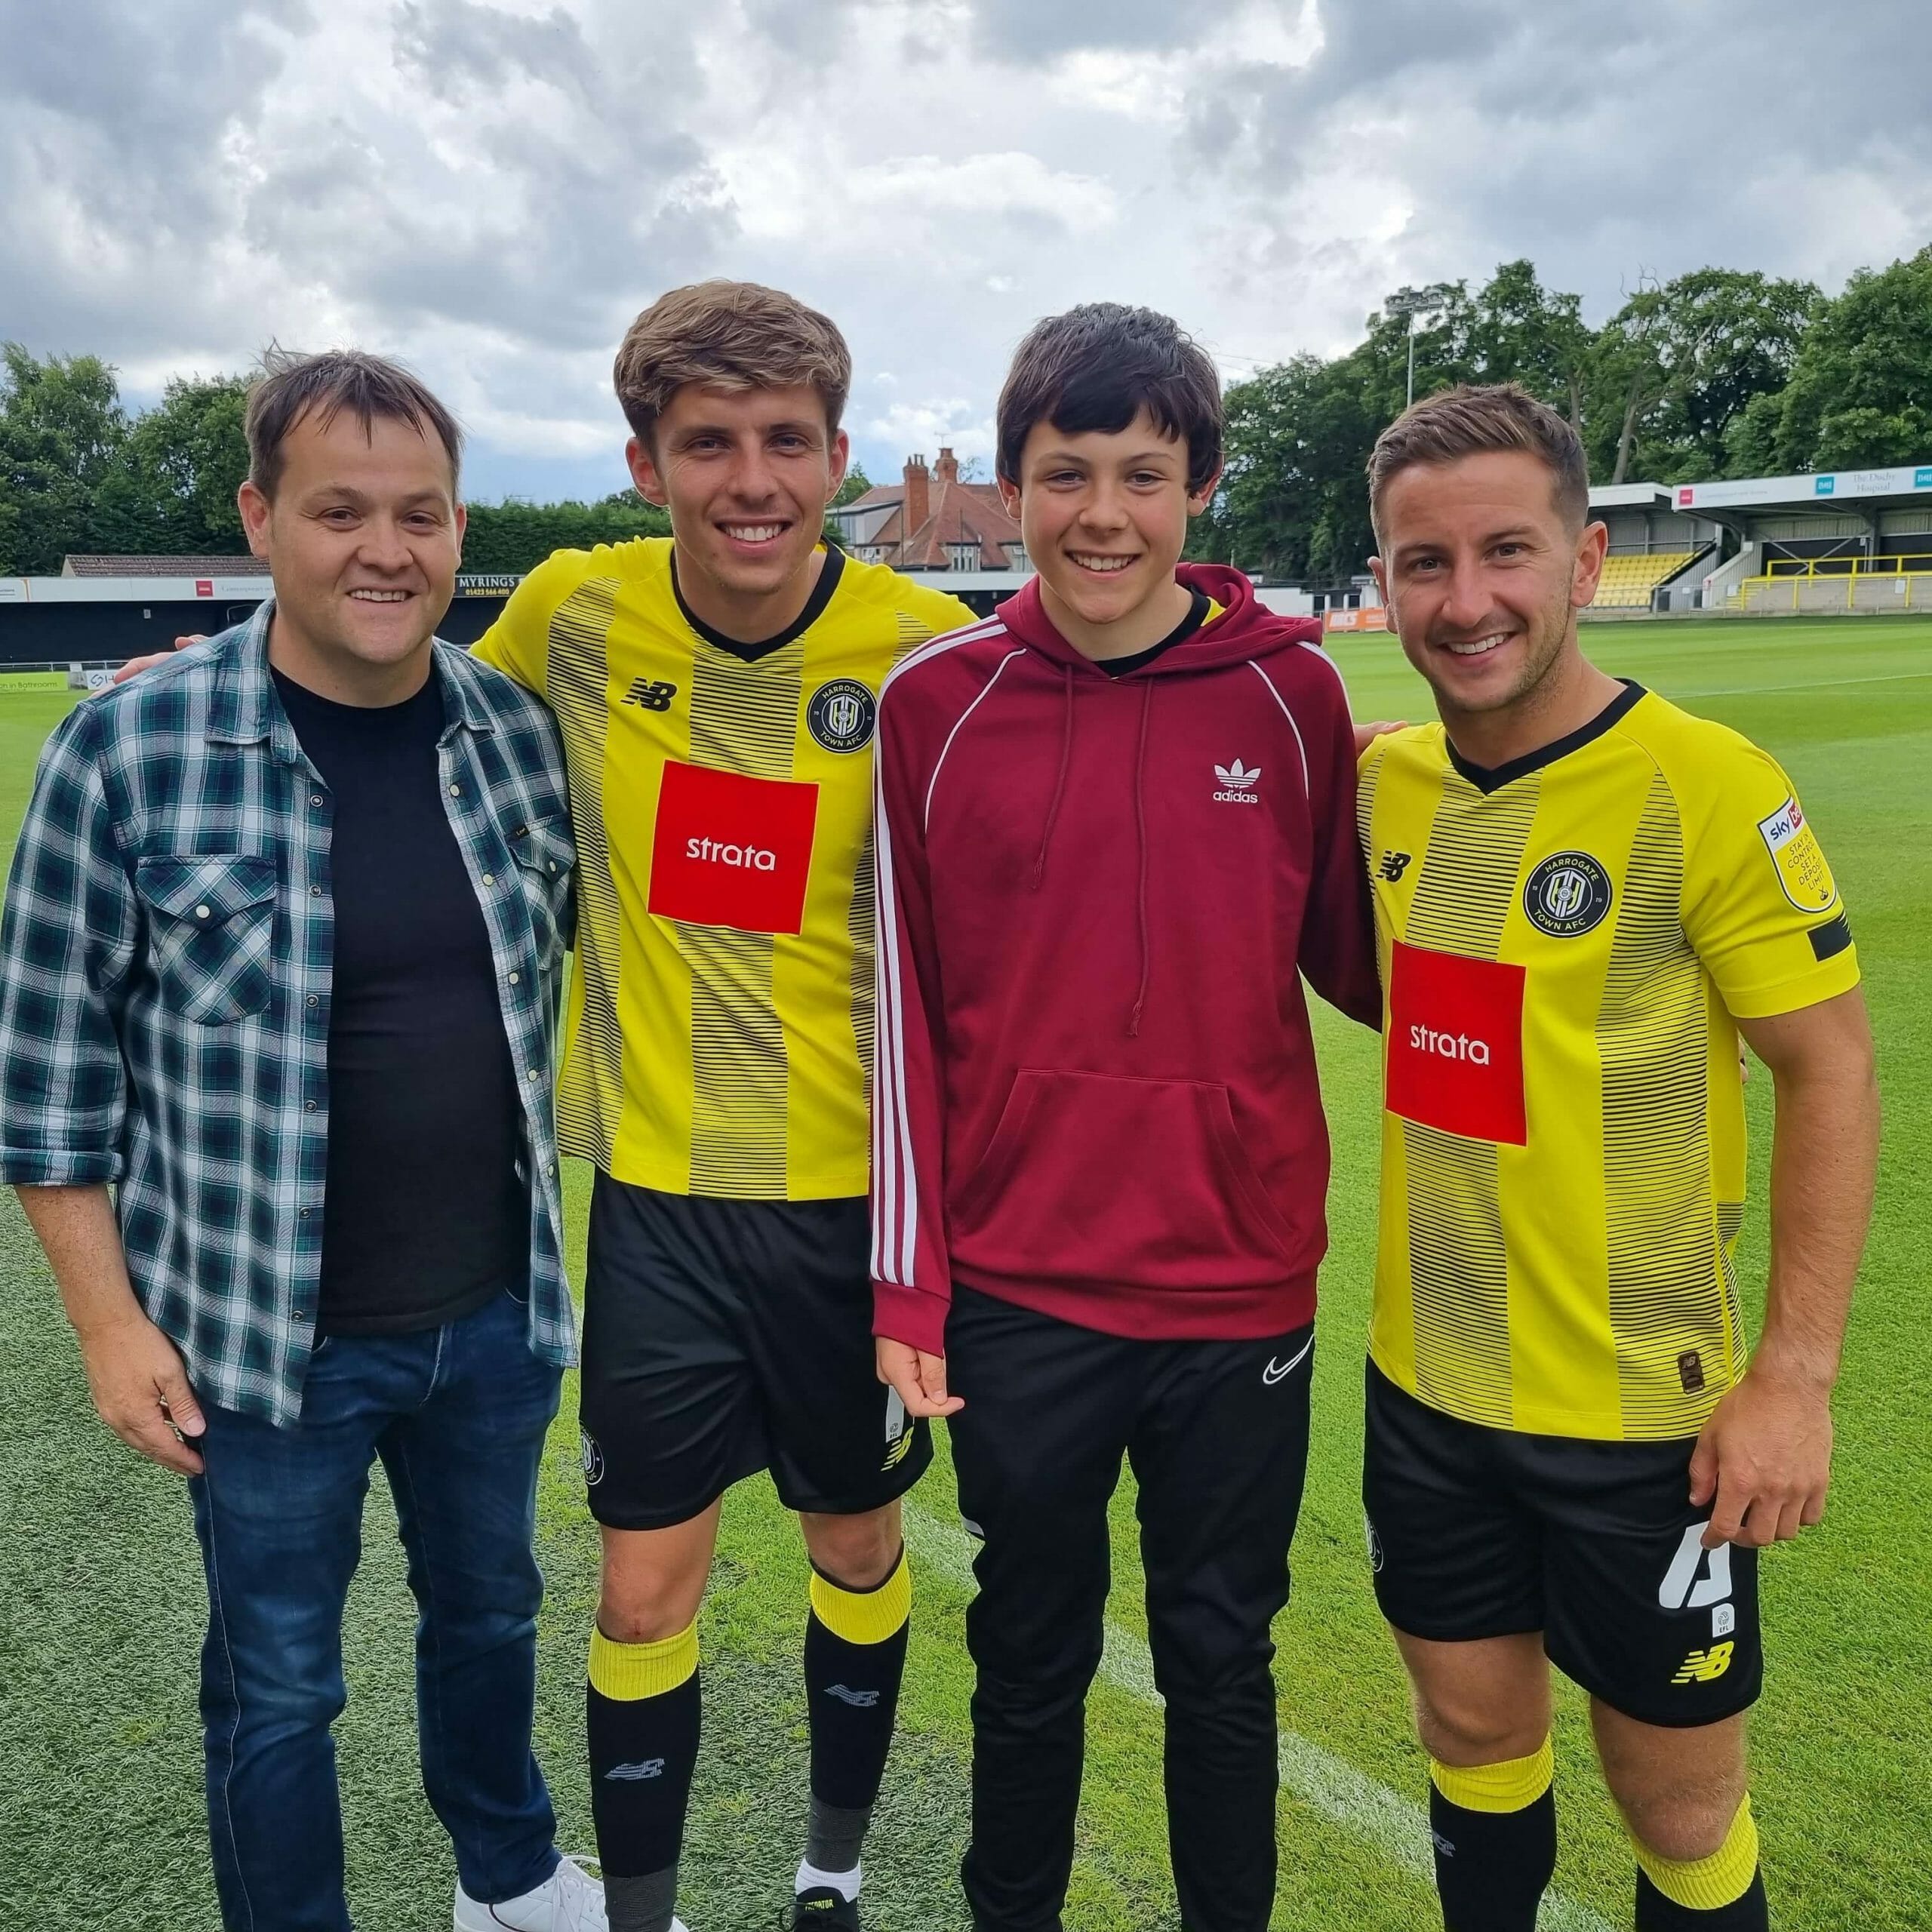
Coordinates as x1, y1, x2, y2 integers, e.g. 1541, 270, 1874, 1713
870, 563, 1380, 1356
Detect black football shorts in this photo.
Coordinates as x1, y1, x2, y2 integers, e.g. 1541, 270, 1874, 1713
1363, 1360, 1761, 1727
578, 1175, 933, 1531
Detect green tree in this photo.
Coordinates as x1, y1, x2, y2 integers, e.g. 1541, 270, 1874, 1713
832, 463, 872, 507
1197, 278, 1479, 581
1588, 282, 1684, 485
1587, 269, 1819, 484
0, 345, 128, 573
1360, 281, 1476, 425
824, 462, 874, 543
460, 494, 670, 574
93, 372, 251, 555
1727, 247, 1932, 473
1466, 260, 1592, 429
1663, 269, 1818, 476
1192, 351, 1382, 580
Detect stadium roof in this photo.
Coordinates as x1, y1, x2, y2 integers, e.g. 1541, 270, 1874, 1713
1675, 461, 1932, 512
1588, 482, 1669, 509
62, 554, 270, 577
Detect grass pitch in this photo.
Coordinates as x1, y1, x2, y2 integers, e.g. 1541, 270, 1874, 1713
1, 616, 1927, 1929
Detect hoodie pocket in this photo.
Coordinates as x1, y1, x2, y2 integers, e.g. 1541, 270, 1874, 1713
950, 1068, 1298, 1292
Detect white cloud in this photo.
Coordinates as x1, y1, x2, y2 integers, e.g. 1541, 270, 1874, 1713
861, 401, 996, 465
3, 0, 1930, 500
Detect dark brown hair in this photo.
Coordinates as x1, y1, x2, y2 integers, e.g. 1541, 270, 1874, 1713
996, 303, 1223, 494
1368, 382, 1589, 533
245, 346, 463, 500
613, 280, 851, 447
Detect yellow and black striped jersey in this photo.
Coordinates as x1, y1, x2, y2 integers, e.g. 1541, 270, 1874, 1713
1358, 681, 1860, 1441
475, 539, 972, 1200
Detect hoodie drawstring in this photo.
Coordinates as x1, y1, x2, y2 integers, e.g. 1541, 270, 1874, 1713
1031, 663, 1075, 891
1128, 678, 1153, 1038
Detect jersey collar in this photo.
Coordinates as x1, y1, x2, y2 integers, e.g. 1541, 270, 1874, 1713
670, 543, 846, 665
1445, 678, 1647, 795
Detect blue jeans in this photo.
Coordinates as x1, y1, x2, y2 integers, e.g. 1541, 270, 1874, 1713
189, 1287, 564, 1930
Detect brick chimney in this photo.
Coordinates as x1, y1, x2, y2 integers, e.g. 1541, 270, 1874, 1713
903, 454, 931, 543
934, 446, 959, 485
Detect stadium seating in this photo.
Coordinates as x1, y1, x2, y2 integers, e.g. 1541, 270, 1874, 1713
1592, 551, 1698, 608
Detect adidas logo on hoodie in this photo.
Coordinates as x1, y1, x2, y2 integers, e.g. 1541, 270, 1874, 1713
1214, 759, 1262, 804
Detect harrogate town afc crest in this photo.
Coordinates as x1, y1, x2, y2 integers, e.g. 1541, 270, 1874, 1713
1523, 851, 1613, 937
808, 678, 877, 753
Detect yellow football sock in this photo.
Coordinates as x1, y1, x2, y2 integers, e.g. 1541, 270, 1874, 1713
1429, 1737, 1555, 1813
1633, 1795, 1761, 1911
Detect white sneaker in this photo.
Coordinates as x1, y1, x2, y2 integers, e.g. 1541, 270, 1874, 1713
454, 1854, 610, 1931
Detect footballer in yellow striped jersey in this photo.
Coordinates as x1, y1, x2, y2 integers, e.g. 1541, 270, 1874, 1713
1357, 385, 1878, 1932
474, 283, 971, 1932
475, 534, 962, 1202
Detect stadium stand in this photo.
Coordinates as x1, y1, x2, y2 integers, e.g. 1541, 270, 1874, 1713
1678, 460, 1932, 613
1593, 550, 1700, 608
1740, 553, 1932, 614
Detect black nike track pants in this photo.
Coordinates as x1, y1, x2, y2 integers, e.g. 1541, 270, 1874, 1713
944, 1284, 1316, 1932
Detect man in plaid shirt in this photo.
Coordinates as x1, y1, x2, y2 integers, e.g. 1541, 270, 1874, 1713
0, 351, 606, 1932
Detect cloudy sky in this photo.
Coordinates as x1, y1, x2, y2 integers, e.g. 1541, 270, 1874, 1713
5, 0, 1930, 502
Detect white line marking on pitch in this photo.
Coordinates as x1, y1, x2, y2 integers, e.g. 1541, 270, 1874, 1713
1661, 668, 1932, 698
904, 1503, 1615, 1932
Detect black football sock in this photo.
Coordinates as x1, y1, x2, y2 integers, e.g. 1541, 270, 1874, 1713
1633, 1797, 1768, 1930
799, 1546, 911, 1894
1427, 1740, 1557, 1932
586, 1622, 701, 1932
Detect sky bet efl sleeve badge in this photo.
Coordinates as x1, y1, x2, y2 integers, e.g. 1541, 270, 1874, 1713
1757, 796, 1838, 913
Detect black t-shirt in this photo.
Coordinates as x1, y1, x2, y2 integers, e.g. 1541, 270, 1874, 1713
272, 666, 528, 1336
1094, 589, 1211, 678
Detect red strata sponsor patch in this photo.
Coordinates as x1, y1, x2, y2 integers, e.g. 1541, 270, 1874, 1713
1386, 940, 1527, 1146
648, 760, 818, 934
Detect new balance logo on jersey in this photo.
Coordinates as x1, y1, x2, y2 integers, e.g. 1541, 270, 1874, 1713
1672, 1641, 1734, 1684
605, 1759, 666, 1780
621, 678, 678, 711
1378, 851, 1413, 881
823, 1683, 881, 1708
1213, 759, 1261, 803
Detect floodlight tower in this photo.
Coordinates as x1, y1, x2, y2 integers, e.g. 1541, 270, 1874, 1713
1386, 282, 1460, 410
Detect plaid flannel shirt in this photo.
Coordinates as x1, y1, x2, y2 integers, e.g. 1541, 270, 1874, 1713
0, 602, 578, 1425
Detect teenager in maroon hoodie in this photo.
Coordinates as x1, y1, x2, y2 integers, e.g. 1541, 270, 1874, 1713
871, 304, 1381, 1932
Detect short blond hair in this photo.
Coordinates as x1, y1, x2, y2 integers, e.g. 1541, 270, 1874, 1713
613, 280, 851, 447
1369, 383, 1589, 535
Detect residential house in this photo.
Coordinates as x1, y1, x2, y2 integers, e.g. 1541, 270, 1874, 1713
829, 450, 1029, 575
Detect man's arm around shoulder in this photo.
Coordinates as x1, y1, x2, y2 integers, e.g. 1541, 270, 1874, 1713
469, 549, 590, 694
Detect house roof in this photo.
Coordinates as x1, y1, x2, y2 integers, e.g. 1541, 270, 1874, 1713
62, 554, 271, 578
842, 479, 1023, 569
